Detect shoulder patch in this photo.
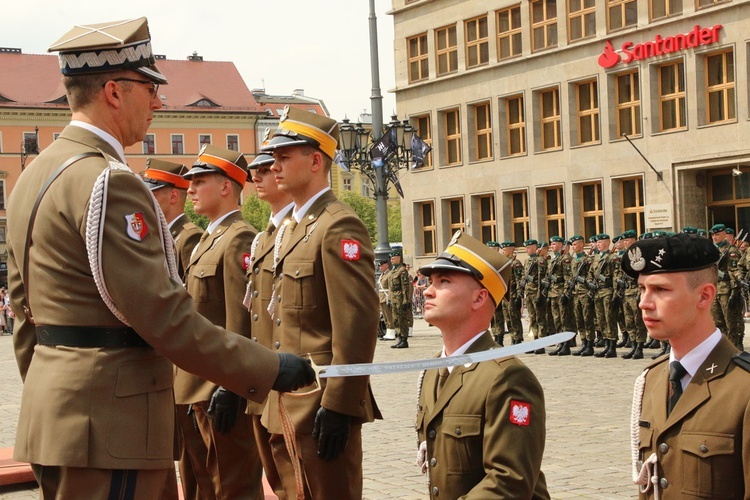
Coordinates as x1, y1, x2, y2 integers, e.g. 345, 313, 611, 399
342, 240, 361, 261
124, 212, 148, 241
509, 400, 531, 426
732, 352, 750, 373
242, 253, 251, 271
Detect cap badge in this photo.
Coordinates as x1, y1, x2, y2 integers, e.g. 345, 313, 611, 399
263, 127, 271, 142
509, 400, 531, 426
628, 246, 645, 272
125, 212, 148, 242
279, 105, 290, 122
199, 144, 208, 155
449, 230, 461, 247
342, 240, 361, 261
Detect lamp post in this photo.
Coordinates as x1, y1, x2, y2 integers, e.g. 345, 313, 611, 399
20, 125, 39, 171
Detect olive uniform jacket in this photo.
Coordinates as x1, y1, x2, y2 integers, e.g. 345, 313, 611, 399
7, 125, 279, 470
174, 211, 257, 405
636, 335, 750, 499
262, 190, 381, 434
171, 213, 202, 279
416, 332, 550, 499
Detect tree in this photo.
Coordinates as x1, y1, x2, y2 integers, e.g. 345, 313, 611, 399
339, 191, 377, 244
184, 199, 209, 229
387, 201, 402, 243
241, 193, 272, 231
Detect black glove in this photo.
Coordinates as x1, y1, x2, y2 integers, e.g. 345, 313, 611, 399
312, 407, 351, 460
402, 302, 411, 312
513, 297, 522, 310
272, 352, 316, 392
206, 387, 241, 434
729, 291, 742, 308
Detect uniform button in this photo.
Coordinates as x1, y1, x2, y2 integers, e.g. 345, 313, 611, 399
428, 430, 436, 439
200, 270, 204, 277
659, 478, 668, 489
253, 314, 258, 321
247, 388, 256, 395
295, 270, 300, 276
360, 399, 366, 406
699, 445, 708, 453
253, 290, 259, 297
432, 486, 439, 496
455, 427, 462, 436
252, 337, 258, 342
276, 318, 281, 326
254, 267, 260, 275
279, 275, 284, 281
277, 295, 282, 303
274, 341, 280, 349
429, 457, 436, 467
658, 443, 669, 454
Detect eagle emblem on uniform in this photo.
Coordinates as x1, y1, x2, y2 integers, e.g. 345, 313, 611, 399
628, 246, 645, 272
509, 400, 531, 426
124, 212, 148, 242
341, 240, 361, 261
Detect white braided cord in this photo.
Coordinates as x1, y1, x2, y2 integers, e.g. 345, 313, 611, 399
631, 368, 660, 499
243, 230, 266, 310
267, 221, 289, 318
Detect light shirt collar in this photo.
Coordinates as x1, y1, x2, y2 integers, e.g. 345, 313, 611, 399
440, 330, 486, 373
271, 202, 295, 228
167, 214, 183, 230
292, 187, 330, 222
670, 328, 722, 390
207, 210, 239, 235
70, 120, 126, 163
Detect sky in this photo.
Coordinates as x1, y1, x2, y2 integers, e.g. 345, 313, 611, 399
2, 0, 397, 122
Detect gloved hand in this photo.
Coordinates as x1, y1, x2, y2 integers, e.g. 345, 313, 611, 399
272, 352, 316, 392
312, 407, 351, 460
207, 387, 241, 434
402, 302, 411, 312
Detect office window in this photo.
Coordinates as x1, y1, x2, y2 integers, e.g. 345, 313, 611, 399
419, 201, 437, 255
530, 0, 558, 52
540, 88, 561, 150
697, 0, 730, 7
143, 134, 155, 155
608, 0, 637, 31
171, 134, 184, 155
0, 132, 2, 153
413, 114, 433, 168
581, 182, 603, 240
443, 108, 462, 165
471, 102, 493, 161
658, 61, 686, 131
545, 186, 565, 239
568, 0, 596, 42
616, 70, 641, 137
447, 198, 465, 233
53, 133, 61, 141
23, 132, 39, 154
621, 177, 645, 234
506, 95, 526, 156
705, 50, 735, 124
479, 194, 497, 243
227, 134, 239, 151
435, 24, 458, 76
577, 80, 600, 145
0, 180, 5, 210
497, 5, 522, 60
199, 134, 211, 149
465, 16, 489, 68
407, 33, 429, 83
342, 177, 352, 191
0, 226, 5, 243
650, 0, 681, 20
510, 191, 529, 245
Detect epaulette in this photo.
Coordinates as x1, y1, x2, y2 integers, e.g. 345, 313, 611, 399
644, 354, 669, 370
732, 351, 750, 373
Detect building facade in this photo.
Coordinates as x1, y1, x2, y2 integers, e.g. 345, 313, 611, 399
391, 0, 750, 268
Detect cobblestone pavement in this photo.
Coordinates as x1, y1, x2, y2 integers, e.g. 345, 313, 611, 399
0, 321, 719, 499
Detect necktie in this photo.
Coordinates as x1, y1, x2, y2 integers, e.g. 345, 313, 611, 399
266, 221, 275, 233
667, 361, 687, 415
436, 367, 449, 396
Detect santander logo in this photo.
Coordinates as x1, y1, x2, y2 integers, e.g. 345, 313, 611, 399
598, 24, 722, 69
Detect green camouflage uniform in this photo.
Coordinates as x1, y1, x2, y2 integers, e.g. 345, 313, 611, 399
711, 241, 744, 349
587, 249, 618, 342
502, 256, 525, 343
547, 250, 572, 334
388, 263, 411, 341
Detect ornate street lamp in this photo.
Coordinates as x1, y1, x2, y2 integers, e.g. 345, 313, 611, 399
20, 126, 39, 171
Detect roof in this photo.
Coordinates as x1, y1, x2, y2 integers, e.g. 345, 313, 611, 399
251, 89, 329, 117
0, 51, 264, 113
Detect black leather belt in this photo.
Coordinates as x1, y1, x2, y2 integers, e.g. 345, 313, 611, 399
36, 326, 151, 348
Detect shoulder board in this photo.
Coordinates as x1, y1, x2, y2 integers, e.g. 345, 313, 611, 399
99, 150, 131, 172
732, 352, 750, 373
645, 355, 669, 370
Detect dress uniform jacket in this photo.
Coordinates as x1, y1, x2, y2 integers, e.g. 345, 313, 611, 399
7, 125, 278, 470
173, 211, 257, 405
171, 213, 202, 279
263, 189, 381, 434
636, 336, 750, 498
416, 332, 549, 499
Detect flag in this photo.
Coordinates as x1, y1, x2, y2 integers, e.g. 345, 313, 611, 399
369, 126, 398, 167
410, 134, 432, 169
333, 149, 350, 172
388, 169, 404, 198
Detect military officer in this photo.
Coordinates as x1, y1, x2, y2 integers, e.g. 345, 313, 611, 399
377, 259, 396, 340
710, 223, 744, 350
619, 230, 647, 359
389, 248, 412, 349
261, 106, 381, 499
242, 151, 295, 498
500, 241, 524, 344
415, 231, 549, 499
587, 234, 620, 358
546, 236, 572, 355
538, 241, 555, 340
486, 241, 506, 345
521, 239, 545, 353
568, 236, 595, 356
612, 234, 631, 349
6, 18, 313, 498
625, 233, 750, 499
173, 145, 263, 499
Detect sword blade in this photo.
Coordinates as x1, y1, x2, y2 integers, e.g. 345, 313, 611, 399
317, 331, 575, 378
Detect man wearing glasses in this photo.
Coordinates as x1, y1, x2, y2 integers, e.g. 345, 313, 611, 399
7, 17, 314, 498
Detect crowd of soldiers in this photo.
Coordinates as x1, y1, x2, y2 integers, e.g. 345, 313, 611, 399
485, 223, 748, 359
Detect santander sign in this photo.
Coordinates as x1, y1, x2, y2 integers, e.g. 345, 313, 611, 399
598, 24, 722, 69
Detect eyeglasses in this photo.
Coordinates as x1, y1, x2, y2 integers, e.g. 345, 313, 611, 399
106, 78, 159, 97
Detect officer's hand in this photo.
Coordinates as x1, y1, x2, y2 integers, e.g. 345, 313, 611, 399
402, 302, 411, 312
312, 407, 351, 460
272, 352, 316, 392
206, 387, 241, 434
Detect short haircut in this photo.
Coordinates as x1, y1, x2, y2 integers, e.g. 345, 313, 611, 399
685, 265, 718, 289
63, 71, 128, 109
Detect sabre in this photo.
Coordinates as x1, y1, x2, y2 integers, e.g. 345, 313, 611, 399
312, 331, 575, 379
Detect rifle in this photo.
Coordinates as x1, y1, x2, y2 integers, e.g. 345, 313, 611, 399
563, 256, 588, 304
717, 228, 745, 281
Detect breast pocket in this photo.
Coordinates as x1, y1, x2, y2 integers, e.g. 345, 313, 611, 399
190, 264, 219, 303
281, 261, 316, 310
107, 358, 174, 460
680, 432, 736, 497
441, 414, 483, 475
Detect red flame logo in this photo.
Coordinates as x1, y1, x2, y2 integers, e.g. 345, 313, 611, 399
598, 41, 620, 69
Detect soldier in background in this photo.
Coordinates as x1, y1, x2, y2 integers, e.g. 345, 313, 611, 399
612, 234, 630, 350
389, 248, 412, 349
522, 240, 546, 353
500, 241, 524, 345
487, 241, 507, 345
710, 224, 745, 350
547, 236, 572, 355
378, 260, 396, 341
587, 234, 619, 358
569, 236, 595, 356
538, 241, 554, 342
619, 230, 647, 359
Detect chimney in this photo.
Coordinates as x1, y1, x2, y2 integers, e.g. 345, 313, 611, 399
188, 51, 203, 61
0, 48, 22, 54
292, 89, 304, 97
